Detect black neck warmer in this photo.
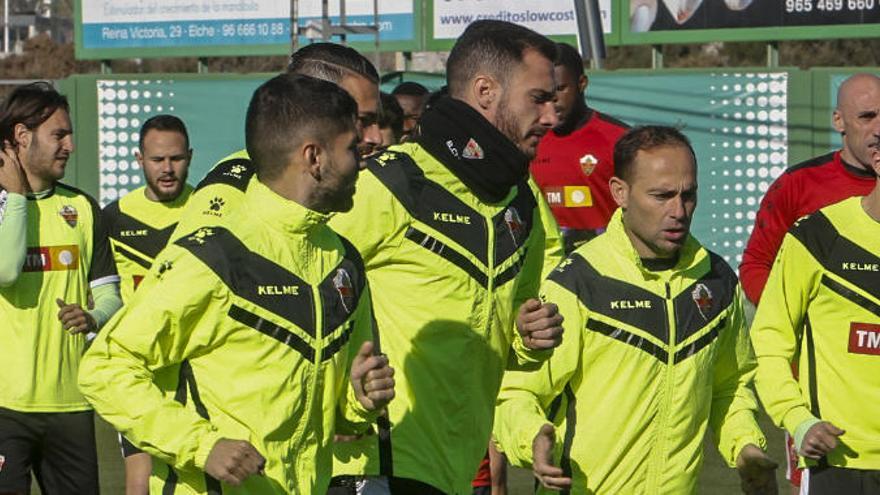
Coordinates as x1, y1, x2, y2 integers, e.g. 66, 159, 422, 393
416, 97, 530, 203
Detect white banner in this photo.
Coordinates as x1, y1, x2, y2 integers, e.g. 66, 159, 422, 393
433, 0, 612, 39
298, 0, 413, 17
83, 0, 287, 23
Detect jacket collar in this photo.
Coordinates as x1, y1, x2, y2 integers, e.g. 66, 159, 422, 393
415, 96, 530, 204
605, 208, 704, 279
245, 179, 331, 235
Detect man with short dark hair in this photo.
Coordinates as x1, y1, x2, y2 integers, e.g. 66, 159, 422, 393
0, 82, 121, 495
172, 42, 383, 238
495, 126, 778, 494
329, 20, 563, 494
78, 74, 395, 495
391, 81, 429, 140
101, 113, 194, 495
530, 42, 630, 254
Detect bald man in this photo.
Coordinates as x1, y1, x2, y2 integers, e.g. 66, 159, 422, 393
740, 73, 880, 492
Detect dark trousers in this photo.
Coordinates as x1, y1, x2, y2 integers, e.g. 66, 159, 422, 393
0, 407, 99, 494
809, 466, 880, 495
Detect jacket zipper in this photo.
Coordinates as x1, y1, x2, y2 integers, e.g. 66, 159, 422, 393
484, 214, 495, 337
647, 281, 676, 492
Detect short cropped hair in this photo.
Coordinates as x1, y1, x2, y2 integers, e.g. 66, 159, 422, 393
138, 114, 190, 150
613, 126, 697, 182
555, 43, 584, 81
245, 74, 358, 180
288, 42, 379, 85
0, 82, 70, 144
446, 20, 557, 97
378, 92, 404, 142
391, 81, 429, 97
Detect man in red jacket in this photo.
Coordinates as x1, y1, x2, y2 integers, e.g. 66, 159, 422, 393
529, 42, 629, 254
740, 72, 880, 493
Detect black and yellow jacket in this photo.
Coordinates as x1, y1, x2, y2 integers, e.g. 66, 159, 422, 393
495, 209, 766, 494
330, 97, 551, 494
103, 184, 192, 302
79, 180, 377, 494
752, 196, 880, 470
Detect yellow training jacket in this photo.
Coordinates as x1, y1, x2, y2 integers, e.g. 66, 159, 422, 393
752, 196, 880, 470
330, 143, 550, 494
495, 209, 766, 494
79, 180, 377, 494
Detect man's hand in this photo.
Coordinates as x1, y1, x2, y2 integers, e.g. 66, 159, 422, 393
0, 141, 28, 195
56, 298, 97, 334
204, 438, 265, 486
799, 421, 845, 459
532, 424, 571, 491
350, 341, 395, 411
516, 299, 563, 350
735, 443, 778, 495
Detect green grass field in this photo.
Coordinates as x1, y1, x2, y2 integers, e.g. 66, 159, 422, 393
30, 410, 789, 494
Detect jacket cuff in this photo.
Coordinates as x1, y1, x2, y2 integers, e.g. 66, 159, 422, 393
344, 383, 380, 425
782, 406, 818, 439
512, 335, 553, 365
793, 417, 823, 454
194, 429, 225, 471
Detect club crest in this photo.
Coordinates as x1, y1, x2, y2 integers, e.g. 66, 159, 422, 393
59, 205, 78, 227
333, 268, 354, 313
579, 154, 598, 176
462, 138, 484, 160
504, 206, 525, 244
691, 283, 713, 320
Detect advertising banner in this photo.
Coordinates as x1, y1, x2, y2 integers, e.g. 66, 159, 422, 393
296, 0, 419, 50
624, 0, 880, 44
77, 0, 291, 58
427, 0, 617, 50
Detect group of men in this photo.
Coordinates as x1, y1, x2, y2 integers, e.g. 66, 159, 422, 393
0, 17, 877, 495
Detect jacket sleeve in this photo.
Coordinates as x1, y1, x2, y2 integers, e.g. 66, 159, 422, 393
751, 233, 822, 440
78, 246, 227, 472
494, 277, 584, 468
739, 173, 799, 305
528, 176, 565, 280
329, 170, 407, 266
0, 192, 27, 287
509, 204, 557, 365
710, 285, 767, 467
336, 284, 382, 432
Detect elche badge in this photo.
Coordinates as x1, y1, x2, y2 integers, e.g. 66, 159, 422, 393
59, 205, 78, 227
579, 154, 598, 176
333, 268, 354, 313
504, 206, 524, 244
691, 283, 713, 320
462, 138, 484, 160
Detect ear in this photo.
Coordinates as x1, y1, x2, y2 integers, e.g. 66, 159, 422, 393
578, 73, 588, 94
832, 109, 845, 134
134, 149, 144, 167
304, 141, 322, 181
472, 75, 499, 112
609, 176, 629, 209
13, 123, 31, 150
